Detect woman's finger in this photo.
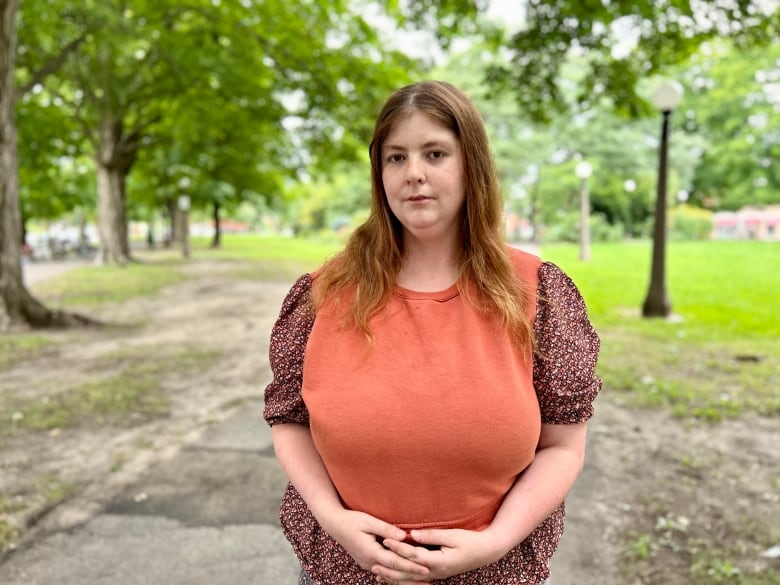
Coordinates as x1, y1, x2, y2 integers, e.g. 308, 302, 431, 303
381, 538, 435, 564
369, 520, 407, 543
373, 548, 430, 576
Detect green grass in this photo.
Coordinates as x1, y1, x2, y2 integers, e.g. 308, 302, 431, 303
189, 236, 780, 341
0, 496, 27, 515
541, 240, 780, 340
540, 240, 780, 421
0, 496, 23, 552
2, 345, 221, 435
190, 234, 341, 280
29, 235, 338, 308
0, 520, 15, 552
192, 234, 340, 263
31, 258, 186, 307
0, 334, 54, 369
623, 522, 779, 585
37, 473, 76, 508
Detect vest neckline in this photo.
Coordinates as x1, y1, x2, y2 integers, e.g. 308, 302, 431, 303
393, 281, 461, 301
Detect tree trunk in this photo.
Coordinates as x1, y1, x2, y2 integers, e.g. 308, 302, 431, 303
211, 200, 221, 248
119, 180, 130, 257
95, 155, 128, 264
1, 0, 92, 329
95, 115, 137, 265
164, 198, 177, 247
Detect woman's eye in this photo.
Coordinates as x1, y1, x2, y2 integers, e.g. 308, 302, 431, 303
429, 151, 445, 160
387, 154, 405, 163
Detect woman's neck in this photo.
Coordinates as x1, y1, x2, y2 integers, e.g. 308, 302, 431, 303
396, 237, 461, 292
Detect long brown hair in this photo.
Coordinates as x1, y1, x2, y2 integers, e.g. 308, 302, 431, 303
312, 80, 534, 351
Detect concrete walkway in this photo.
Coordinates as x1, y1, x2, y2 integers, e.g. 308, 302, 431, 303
0, 395, 605, 585
0, 400, 301, 585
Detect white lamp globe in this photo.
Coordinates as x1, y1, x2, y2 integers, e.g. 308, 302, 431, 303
575, 161, 593, 179
652, 81, 684, 112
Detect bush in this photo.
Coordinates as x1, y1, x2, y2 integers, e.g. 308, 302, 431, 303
543, 212, 624, 243
669, 205, 713, 241
591, 213, 625, 242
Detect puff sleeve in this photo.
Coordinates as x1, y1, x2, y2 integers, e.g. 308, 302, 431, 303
263, 274, 316, 426
533, 262, 602, 424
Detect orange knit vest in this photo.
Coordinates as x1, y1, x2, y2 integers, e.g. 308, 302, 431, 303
302, 248, 541, 531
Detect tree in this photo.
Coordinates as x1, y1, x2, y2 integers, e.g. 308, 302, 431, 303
17, 87, 95, 237
430, 43, 707, 241
286, 160, 372, 235
18, 0, 414, 264
397, 3, 778, 131
1, 0, 88, 329
479, 1, 776, 121
684, 41, 780, 209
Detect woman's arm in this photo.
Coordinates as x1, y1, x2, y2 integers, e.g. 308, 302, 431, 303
375, 422, 587, 583
272, 423, 431, 579
483, 421, 587, 552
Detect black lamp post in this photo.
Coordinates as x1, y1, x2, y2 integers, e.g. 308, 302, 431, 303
642, 81, 683, 318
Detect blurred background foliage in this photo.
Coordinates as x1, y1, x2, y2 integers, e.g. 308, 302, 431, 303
9, 0, 780, 245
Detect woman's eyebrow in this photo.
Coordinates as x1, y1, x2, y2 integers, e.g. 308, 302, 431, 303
383, 139, 453, 152
421, 140, 453, 149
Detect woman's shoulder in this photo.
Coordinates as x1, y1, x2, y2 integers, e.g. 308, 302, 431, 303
505, 245, 542, 281
274, 273, 315, 322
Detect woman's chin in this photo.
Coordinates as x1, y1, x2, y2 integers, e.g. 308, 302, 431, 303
400, 218, 459, 241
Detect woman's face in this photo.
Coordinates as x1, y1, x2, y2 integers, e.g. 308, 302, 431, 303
381, 113, 466, 246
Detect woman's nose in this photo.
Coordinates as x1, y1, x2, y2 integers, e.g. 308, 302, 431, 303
405, 156, 425, 184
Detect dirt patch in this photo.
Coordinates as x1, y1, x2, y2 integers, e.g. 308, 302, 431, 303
1, 259, 292, 552
2, 258, 779, 584
553, 398, 779, 584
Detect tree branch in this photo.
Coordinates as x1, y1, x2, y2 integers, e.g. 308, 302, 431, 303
18, 32, 87, 96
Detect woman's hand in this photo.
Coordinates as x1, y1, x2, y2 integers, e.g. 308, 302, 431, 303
320, 509, 431, 580
373, 527, 508, 583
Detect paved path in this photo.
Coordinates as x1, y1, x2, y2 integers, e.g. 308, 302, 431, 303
0, 396, 605, 585
0, 400, 301, 585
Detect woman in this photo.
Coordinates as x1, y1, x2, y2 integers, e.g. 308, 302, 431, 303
264, 80, 601, 585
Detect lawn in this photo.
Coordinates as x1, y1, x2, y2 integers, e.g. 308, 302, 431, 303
540, 240, 780, 340
190, 233, 341, 263
541, 240, 780, 420
191, 234, 341, 280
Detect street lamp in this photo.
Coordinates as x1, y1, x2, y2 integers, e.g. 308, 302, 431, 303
642, 80, 683, 318
624, 179, 637, 235
575, 160, 593, 261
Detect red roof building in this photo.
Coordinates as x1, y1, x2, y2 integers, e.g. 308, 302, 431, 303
712, 205, 780, 241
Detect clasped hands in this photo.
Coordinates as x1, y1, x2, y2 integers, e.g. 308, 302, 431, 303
322, 508, 506, 584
